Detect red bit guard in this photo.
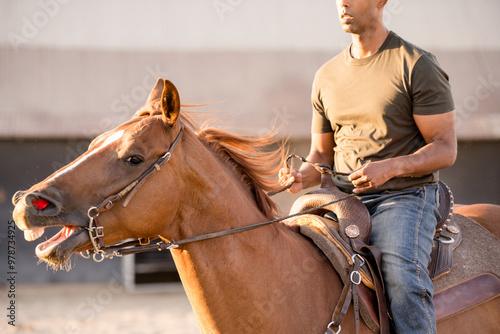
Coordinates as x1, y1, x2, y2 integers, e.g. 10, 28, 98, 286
33, 199, 49, 210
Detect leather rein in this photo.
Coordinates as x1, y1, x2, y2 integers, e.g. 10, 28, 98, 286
81, 125, 353, 262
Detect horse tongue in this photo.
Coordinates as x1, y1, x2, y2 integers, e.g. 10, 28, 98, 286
24, 227, 45, 242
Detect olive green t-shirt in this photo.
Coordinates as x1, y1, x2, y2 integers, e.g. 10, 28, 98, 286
311, 31, 454, 193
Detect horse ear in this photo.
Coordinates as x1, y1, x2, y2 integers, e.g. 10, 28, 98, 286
161, 79, 180, 125
146, 78, 165, 105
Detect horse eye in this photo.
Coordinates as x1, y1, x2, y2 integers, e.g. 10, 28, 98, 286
126, 156, 143, 165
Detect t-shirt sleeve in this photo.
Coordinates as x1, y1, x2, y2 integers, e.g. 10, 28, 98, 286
411, 53, 455, 115
311, 72, 334, 133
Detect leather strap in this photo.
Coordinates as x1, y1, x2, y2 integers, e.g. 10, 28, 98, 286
325, 255, 363, 334
92, 123, 185, 215
122, 123, 185, 207
353, 281, 360, 333
113, 195, 355, 257
359, 245, 390, 334
331, 282, 352, 328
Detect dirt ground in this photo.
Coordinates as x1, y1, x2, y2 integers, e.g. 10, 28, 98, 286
3, 283, 200, 334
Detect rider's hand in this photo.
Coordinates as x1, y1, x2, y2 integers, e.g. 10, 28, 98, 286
348, 160, 395, 194
278, 167, 304, 194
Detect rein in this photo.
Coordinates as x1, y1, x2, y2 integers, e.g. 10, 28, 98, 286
81, 130, 354, 262
84, 194, 354, 261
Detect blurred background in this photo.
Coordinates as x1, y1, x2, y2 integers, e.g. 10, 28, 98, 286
1, 0, 499, 332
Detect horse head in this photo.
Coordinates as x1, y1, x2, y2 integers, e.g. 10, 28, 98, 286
12, 79, 187, 267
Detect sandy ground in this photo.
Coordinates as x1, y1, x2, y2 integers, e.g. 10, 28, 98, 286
3, 283, 200, 334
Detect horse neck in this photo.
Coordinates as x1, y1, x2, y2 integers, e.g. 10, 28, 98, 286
166, 136, 278, 328
170, 217, 342, 333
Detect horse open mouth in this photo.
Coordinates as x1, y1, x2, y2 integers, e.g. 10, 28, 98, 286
24, 225, 90, 266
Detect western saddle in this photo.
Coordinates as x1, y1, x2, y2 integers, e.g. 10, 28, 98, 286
288, 172, 499, 334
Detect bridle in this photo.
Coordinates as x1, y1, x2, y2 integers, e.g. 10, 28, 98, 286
81, 124, 353, 262
82, 123, 185, 262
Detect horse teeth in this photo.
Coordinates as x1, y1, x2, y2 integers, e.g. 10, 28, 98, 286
65, 226, 74, 238
24, 227, 45, 242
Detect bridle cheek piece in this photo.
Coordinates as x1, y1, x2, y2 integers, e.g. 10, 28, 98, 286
82, 123, 184, 262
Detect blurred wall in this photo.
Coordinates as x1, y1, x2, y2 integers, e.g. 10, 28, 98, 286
1, 0, 499, 139
1, 0, 499, 283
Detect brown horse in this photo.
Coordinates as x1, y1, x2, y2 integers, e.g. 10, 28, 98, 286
12, 79, 500, 333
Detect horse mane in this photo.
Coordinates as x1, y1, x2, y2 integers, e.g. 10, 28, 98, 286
197, 126, 287, 219
135, 102, 287, 219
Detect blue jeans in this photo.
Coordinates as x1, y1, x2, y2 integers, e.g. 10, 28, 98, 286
360, 185, 439, 334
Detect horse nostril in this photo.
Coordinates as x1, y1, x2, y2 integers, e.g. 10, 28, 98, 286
12, 190, 26, 205
24, 192, 62, 216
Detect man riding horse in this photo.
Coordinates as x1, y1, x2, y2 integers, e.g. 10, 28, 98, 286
279, 1, 456, 332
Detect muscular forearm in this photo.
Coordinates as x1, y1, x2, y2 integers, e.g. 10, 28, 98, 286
391, 138, 457, 178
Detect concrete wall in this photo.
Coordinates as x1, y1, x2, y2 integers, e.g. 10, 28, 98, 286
1, 0, 499, 139
1, 48, 500, 140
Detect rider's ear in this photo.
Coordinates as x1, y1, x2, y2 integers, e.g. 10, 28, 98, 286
161, 79, 181, 126
377, 0, 387, 8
